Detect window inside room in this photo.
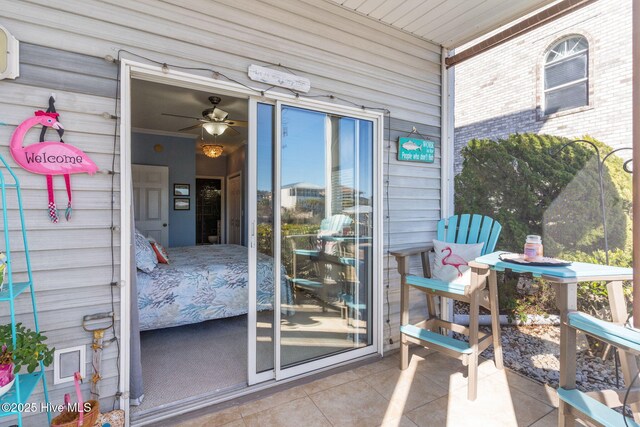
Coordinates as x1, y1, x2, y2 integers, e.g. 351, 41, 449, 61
543, 35, 589, 115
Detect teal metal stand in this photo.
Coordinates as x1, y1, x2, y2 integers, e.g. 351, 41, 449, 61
0, 155, 51, 426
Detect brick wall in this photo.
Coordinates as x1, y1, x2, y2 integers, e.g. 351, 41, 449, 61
454, 0, 632, 173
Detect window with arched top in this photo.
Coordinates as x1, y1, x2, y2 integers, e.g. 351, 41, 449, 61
543, 36, 589, 115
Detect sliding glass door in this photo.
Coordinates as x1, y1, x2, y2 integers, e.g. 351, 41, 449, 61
249, 99, 379, 383
278, 105, 375, 370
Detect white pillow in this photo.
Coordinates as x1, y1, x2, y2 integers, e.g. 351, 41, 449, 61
432, 240, 484, 286
134, 229, 158, 273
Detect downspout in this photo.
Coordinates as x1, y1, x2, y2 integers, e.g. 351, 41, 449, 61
633, 0, 640, 328
441, 46, 455, 321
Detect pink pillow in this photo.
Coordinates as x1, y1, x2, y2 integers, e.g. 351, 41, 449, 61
432, 240, 484, 286
150, 241, 170, 264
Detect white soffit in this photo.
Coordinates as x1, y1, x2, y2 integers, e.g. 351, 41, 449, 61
325, 0, 560, 49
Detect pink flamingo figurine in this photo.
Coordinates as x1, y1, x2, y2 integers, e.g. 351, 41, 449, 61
10, 110, 98, 222
441, 247, 468, 277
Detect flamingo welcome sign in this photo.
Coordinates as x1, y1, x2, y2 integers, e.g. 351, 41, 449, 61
10, 105, 98, 223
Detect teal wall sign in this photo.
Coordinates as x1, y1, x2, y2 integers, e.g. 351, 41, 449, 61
397, 137, 435, 163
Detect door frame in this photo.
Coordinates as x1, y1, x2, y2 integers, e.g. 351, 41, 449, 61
226, 172, 242, 245
195, 175, 226, 244
119, 59, 384, 424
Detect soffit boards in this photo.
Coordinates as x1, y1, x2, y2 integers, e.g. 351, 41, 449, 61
324, 0, 559, 49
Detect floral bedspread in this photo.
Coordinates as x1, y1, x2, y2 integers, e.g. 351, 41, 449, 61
137, 244, 292, 331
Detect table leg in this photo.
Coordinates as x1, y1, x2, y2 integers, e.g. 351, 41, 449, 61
557, 281, 577, 427
487, 270, 503, 369
400, 273, 409, 370
468, 268, 481, 401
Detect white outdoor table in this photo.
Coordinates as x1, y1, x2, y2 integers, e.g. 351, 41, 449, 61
470, 251, 636, 426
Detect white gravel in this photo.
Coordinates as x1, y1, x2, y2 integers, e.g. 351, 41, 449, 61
468, 324, 626, 392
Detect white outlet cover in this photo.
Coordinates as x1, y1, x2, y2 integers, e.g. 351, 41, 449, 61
53, 345, 86, 385
0, 25, 19, 80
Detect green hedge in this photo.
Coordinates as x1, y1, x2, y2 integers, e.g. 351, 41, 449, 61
455, 134, 632, 256
455, 134, 633, 321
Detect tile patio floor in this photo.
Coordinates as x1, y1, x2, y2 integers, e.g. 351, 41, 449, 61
172, 347, 561, 427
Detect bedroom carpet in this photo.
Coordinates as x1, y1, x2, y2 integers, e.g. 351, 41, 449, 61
133, 293, 367, 415
133, 315, 251, 414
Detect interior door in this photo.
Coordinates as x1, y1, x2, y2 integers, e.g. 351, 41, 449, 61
227, 174, 242, 245
132, 164, 169, 246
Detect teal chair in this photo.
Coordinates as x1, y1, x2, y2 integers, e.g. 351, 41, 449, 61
558, 311, 640, 426
288, 214, 355, 306
391, 214, 502, 400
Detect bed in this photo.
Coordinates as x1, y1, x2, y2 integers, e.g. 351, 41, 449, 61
137, 244, 292, 331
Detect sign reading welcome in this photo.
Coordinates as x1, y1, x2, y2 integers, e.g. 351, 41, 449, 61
397, 137, 435, 163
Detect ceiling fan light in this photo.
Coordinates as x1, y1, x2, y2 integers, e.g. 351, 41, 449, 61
203, 122, 228, 136
202, 144, 224, 158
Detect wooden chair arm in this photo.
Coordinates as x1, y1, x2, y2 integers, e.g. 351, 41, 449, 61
468, 260, 491, 270
390, 245, 434, 277
389, 245, 434, 258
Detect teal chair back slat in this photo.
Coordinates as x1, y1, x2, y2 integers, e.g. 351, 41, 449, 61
437, 214, 501, 255
485, 222, 502, 255
445, 215, 458, 243
466, 214, 483, 244
456, 215, 470, 244
437, 219, 446, 240
477, 217, 495, 250
320, 214, 353, 234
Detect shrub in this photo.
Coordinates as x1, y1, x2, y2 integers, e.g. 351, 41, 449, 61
455, 134, 633, 319
455, 134, 631, 256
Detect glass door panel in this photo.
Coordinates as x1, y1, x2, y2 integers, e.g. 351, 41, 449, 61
249, 100, 278, 385
255, 103, 275, 374
279, 105, 374, 369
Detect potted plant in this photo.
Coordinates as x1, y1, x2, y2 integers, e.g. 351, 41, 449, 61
0, 323, 54, 398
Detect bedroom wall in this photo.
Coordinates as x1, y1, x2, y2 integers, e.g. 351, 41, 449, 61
0, 1, 442, 424
131, 132, 196, 247
196, 153, 227, 176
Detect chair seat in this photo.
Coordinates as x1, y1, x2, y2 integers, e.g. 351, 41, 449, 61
290, 278, 323, 288
405, 275, 467, 295
568, 312, 640, 354
293, 249, 320, 257
558, 388, 640, 427
342, 294, 366, 310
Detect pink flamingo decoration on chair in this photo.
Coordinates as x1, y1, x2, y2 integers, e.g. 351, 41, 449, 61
441, 246, 468, 277
10, 110, 98, 222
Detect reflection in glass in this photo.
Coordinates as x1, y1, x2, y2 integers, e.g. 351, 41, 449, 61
256, 103, 274, 373
281, 106, 374, 368
195, 178, 222, 244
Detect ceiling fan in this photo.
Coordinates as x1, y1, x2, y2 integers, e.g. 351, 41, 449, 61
161, 96, 247, 135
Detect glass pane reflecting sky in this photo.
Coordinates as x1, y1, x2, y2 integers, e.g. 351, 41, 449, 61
257, 103, 275, 193
281, 106, 326, 188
